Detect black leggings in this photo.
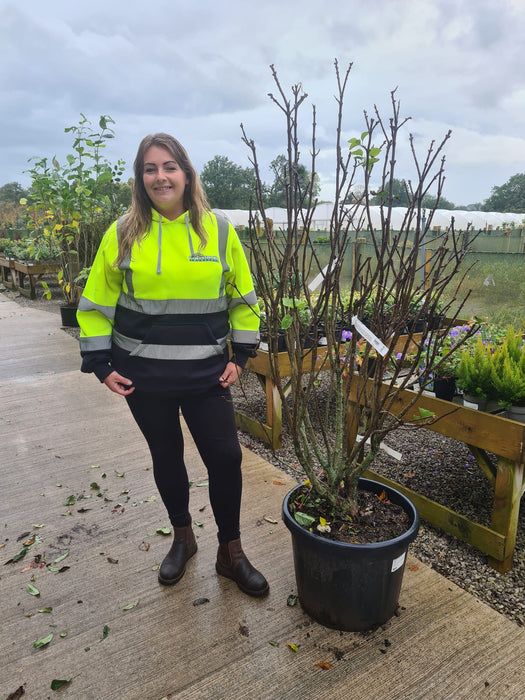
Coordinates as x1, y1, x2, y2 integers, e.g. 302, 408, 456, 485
126, 385, 242, 542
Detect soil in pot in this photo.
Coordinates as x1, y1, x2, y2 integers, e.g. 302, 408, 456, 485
283, 479, 420, 631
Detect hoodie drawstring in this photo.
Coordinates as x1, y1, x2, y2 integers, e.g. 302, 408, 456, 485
156, 216, 162, 274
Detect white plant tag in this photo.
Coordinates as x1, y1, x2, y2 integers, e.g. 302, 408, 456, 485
391, 552, 406, 573
351, 316, 389, 357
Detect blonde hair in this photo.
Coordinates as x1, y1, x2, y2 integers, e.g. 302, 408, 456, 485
116, 133, 210, 266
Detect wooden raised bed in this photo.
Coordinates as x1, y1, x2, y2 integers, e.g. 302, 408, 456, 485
0, 257, 60, 299
236, 347, 525, 572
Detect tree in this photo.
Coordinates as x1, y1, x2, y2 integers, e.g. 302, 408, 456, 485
266, 154, 320, 207
200, 155, 255, 209
370, 177, 410, 207
0, 182, 28, 204
482, 173, 525, 213
421, 194, 455, 210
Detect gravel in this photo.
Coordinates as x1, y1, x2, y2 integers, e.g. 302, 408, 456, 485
4, 283, 523, 627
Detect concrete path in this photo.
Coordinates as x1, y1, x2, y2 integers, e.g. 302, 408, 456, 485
1, 294, 524, 700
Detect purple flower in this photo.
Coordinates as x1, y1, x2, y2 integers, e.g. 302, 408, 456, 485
341, 329, 352, 341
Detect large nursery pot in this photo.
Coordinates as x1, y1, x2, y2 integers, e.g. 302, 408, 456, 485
282, 478, 420, 632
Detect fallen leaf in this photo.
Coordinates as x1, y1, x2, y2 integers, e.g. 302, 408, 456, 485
38, 607, 53, 613
287, 594, 298, 607
50, 679, 71, 690
403, 472, 416, 479
263, 516, 278, 524
268, 640, 280, 647
194, 521, 204, 527
195, 481, 209, 487
58, 566, 70, 574
64, 495, 76, 506
107, 557, 119, 564
6, 686, 25, 699
115, 470, 124, 477
32, 524, 45, 528
54, 551, 69, 564
33, 632, 53, 649
77, 508, 91, 513
156, 527, 171, 535
122, 600, 139, 610
286, 643, 298, 652
193, 597, 210, 606
315, 662, 333, 670
409, 565, 419, 571
99, 624, 110, 641
138, 542, 150, 552
273, 480, 286, 485
238, 623, 249, 637
90, 482, 100, 490
17, 532, 31, 542
23, 535, 36, 547
26, 583, 40, 596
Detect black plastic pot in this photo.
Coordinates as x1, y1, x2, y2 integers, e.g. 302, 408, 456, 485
282, 478, 420, 631
60, 304, 79, 328
433, 376, 456, 401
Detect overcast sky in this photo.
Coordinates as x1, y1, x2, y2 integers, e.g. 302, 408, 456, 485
1, 0, 524, 207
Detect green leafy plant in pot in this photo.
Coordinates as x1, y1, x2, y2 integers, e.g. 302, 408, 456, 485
242, 62, 480, 631
22, 114, 126, 323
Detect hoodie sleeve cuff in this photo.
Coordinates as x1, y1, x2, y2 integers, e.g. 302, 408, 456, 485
230, 343, 258, 369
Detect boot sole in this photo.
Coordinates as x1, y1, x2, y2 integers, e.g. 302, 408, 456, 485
158, 545, 197, 586
215, 563, 269, 597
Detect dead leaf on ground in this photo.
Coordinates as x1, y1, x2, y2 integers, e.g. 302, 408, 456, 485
403, 472, 416, 479
193, 597, 210, 606
263, 516, 278, 524
6, 686, 25, 699
409, 565, 419, 571
315, 662, 333, 670
273, 481, 286, 486
238, 623, 249, 637
107, 557, 119, 564
139, 542, 150, 551
16, 532, 31, 542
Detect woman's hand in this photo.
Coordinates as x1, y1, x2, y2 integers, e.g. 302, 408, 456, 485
219, 361, 242, 387
103, 371, 135, 396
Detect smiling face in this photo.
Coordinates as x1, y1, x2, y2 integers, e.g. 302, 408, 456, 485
142, 145, 189, 220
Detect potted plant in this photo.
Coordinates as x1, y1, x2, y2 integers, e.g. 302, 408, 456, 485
492, 327, 525, 422
241, 62, 479, 631
420, 324, 476, 401
22, 114, 126, 325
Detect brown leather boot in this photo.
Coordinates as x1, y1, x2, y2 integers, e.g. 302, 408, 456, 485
216, 539, 269, 597
158, 525, 197, 586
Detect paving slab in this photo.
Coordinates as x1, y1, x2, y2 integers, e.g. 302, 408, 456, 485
1, 294, 524, 700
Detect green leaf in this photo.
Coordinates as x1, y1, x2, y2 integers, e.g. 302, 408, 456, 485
156, 527, 171, 535
38, 607, 53, 613
287, 594, 298, 607
413, 407, 435, 421
51, 679, 71, 690
268, 640, 280, 647
54, 551, 69, 563
26, 583, 40, 596
114, 470, 124, 477
33, 632, 53, 648
64, 495, 76, 506
99, 624, 110, 641
90, 482, 100, 490
280, 314, 293, 330
294, 511, 316, 527
122, 600, 139, 610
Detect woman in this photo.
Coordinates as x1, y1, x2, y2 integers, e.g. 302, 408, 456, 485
77, 133, 268, 597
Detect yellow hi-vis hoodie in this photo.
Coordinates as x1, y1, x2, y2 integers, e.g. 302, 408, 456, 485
77, 210, 259, 392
